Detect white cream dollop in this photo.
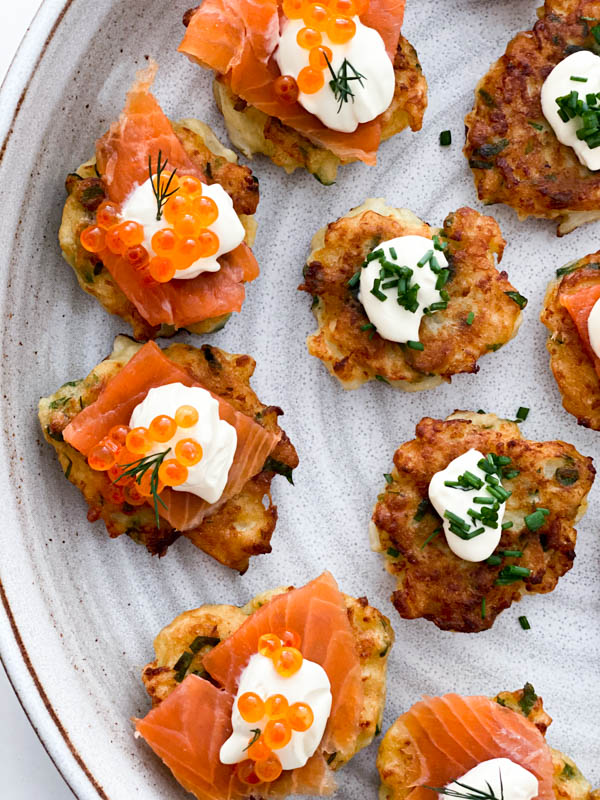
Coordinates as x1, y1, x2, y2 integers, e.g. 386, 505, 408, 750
442, 759, 538, 800
275, 17, 394, 133
541, 50, 600, 171
358, 236, 448, 343
588, 296, 600, 358
428, 449, 506, 563
220, 653, 332, 771
129, 383, 237, 504
120, 177, 245, 280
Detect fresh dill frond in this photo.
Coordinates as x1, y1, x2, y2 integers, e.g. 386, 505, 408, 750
117, 449, 170, 527
324, 54, 367, 112
149, 150, 179, 221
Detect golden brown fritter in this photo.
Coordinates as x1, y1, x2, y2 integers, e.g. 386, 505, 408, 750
212, 34, 427, 185
38, 335, 298, 572
59, 119, 259, 341
378, 684, 599, 800
142, 584, 394, 768
464, 0, 600, 236
541, 254, 600, 429
370, 412, 594, 633
298, 200, 524, 390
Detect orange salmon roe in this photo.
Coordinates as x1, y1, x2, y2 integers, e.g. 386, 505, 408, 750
104, 483, 125, 505
80, 225, 106, 253
309, 45, 333, 69
330, 0, 356, 14
238, 692, 265, 723
297, 66, 325, 94
105, 225, 125, 255
192, 196, 219, 227
174, 214, 203, 239
148, 256, 175, 283
196, 229, 220, 258
137, 471, 165, 498
263, 720, 292, 750
88, 440, 119, 471
254, 754, 283, 783
149, 415, 177, 443
107, 462, 128, 485
283, 0, 303, 18
273, 647, 303, 678
264, 694, 289, 720
96, 201, 120, 230
123, 482, 146, 506
108, 425, 129, 446
125, 245, 149, 269
158, 458, 188, 487
120, 220, 144, 248
288, 702, 314, 732
273, 75, 299, 104
152, 228, 178, 257
178, 175, 204, 197
126, 427, 153, 455
175, 405, 199, 428
258, 633, 282, 658
247, 737, 272, 762
175, 438, 203, 467
173, 237, 201, 269
327, 15, 356, 43
303, 2, 330, 30
236, 760, 261, 785
280, 630, 302, 648
164, 194, 190, 224
297, 26, 322, 49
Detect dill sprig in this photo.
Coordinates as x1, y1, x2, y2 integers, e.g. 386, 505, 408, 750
425, 772, 504, 800
117, 449, 170, 527
243, 729, 262, 751
324, 54, 367, 112
149, 150, 179, 221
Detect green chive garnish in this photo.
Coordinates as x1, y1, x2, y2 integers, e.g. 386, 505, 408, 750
466, 311, 475, 325
420, 528, 441, 549
570, 75, 588, 82
501, 550, 523, 558
389, 246, 397, 260
440, 130, 452, 146
505, 290, 528, 309
417, 250, 433, 267
360, 323, 375, 332
501, 521, 514, 529
519, 615, 531, 630
524, 508, 549, 531
383, 473, 393, 484
516, 406, 529, 421
375, 374, 390, 384
481, 598, 486, 618
406, 340, 424, 350
486, 555, 503, 566
387, 546, 399, 558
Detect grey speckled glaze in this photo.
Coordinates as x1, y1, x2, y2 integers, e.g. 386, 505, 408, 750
0, 1, 599, 798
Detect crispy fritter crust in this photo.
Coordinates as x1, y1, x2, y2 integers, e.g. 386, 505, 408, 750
59, 120, 259, 341
377, 685, 599, 800
370, 412, 594, 632
142, 585, 394, 769
541, 255, 600, 429
298, 200, 524, 390
38, 335, 298, 572
464, 0, 600, 236
212, 35, 427, 185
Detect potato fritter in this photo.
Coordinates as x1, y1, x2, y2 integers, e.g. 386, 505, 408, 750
378, 684, 599, 800
464, 0, 600, 236
142, 585, 394, 767
38, 335, 298, 573
541, 254, 600, 429
298, 200, 524, 390
370, 412, 594, 633
212, 34, 427, 185
59, 119, 259, 341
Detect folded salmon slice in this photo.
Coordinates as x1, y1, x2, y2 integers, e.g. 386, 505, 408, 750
95, 61, 258, 328
559, 280, 600, 380
179, 0, 406, 165
63, 341, 279, 529
203, 571, 363, 754
399, 694, 554, 800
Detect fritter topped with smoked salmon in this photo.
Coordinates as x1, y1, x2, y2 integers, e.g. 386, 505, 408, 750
60, 63, 260, 341
299, 200, 525, 390
38, 335, 298, 573
541, 254, 600, 429
464, 0, 600, 236
370, 411, 594, 633
378, 684, 599, 800
180, 1, 427, 185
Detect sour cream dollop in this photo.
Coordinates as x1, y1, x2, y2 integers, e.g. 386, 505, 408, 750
275, 17, 394, 133
588, 296, 600, 358
541, 50, 600, 171
120, 178, 245, 280
442, 759, 538, 800
220, 653, 332, 771
129, 383, 237, 503
428, 449, 506, 563
358, 236, 448, 343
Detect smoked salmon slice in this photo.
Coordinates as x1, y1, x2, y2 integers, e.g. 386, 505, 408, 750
63, 341, 280, 529
95, 61, 258, 328
398, 694, 554, 800
559, 281, 600, 380
179, 0, 406, 165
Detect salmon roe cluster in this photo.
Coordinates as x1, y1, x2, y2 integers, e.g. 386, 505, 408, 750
87, 404, 203, 505
79, 174, 220, 283
276, 0, 370, 97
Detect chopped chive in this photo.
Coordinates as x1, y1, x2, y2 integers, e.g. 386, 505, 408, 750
375, 374, 390, 384
383, 473, 393, 484
570, 75, 588, 82
502, 469, 520, 480
501, 550, 523, 558
370, 278, 387, 301
466, 311, 475, 325
406, 340, 424, 350
474, 496, 495, 504
524, 508, 549, 531
347, 270, 361, 289
360, 323, 375, 332
417, 250, 433, 267
495, 564, 531, 585
486, 555, 503, 566
516, 406, 529, 421
519, 615, 531, 630
432, 235, 448, 251
389, 246, 397, 260
501, 521, 514, 529
386, 546, 399, 558
505, 290, 528, 309
528, 120, 544, 130
414, 498, 431, 521
420, 528, 441, 549
481, 597, 486, 619
439, 129, 452, 146
444, 510, 468, 528
366, 248, 384, 262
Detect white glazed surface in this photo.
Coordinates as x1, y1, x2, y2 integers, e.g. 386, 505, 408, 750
0, 2, 598, 800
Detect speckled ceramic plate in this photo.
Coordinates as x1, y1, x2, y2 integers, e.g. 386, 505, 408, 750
1, 1, 599, 798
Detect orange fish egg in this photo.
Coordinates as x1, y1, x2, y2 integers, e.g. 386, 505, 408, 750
283, 0, 303, 19
263, 720, 292, 751
151, 228, 178, 257
330, 0, 356, 14
88, 439, 119, 471
164, 194, 191, 224
237, 692, 265, 723
103, 483, 125, 505
287, 702, 314, 732
175, 405, 199, 428
191, 195, 219, 227
273, 647, 303, 678
156, 172, 180, 195
149, 415, 177, 443
196, 229, 220, 258
123, 482, 147, 506
175, 438, 203, 467
126, 427, 153, 455
327, 15, 356, 43
119, 220, 145, 248
107, 462, 128, 486
137, 471, 165, 498
280, 630, 302, 648
308, 45, 333, 70
108, 425, 130, 447
96, 201, 121, 230
247, 737, 272, 763
116, 447, 137, 466
236, 760, 261, 786
125, 245, 149, 269
158, 458, 189, 487
148, 256, 176, 283
258, 633, 282, 658
254, 754, 283, 783
297, 26, 322, 49
105, 225, 126, 255
297, 66, 325, 94
173, 237, 203, 269
174, 213, 203, 239
80, 225, 106, 254
178, 175, 204, 197
302, 2, 330, 30
264, 694, 289, 720
273, 75, 300, 104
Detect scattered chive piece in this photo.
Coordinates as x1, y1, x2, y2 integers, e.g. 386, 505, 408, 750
366, 248, 384, 262
519, 615, 531, 630
347, 270, 360, 289
417, 250, 433, 267
477, 409, 486, 414
570, 75, 588, 81
505, 290, 528, 309
516, 406, 529, 421
420, 528, 441, 549
528, 120, 544, 130
502, 549, 523, 558
524, 508, 549, 531
386, 546, 400, 558
375, 374, 390, 384
360, 322, 375, 332
495, 564, 531, 585
439, 129, 452, 146
501, 521, 514, 529
481, 598, 486, 618
466, 311, 475, 325
370, 277, 387, 301
389, 246, 397, 260
486, 555, 503, 566
383, 473, 393, 484
406, 340, 424, 350
479, 88, 495, 107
